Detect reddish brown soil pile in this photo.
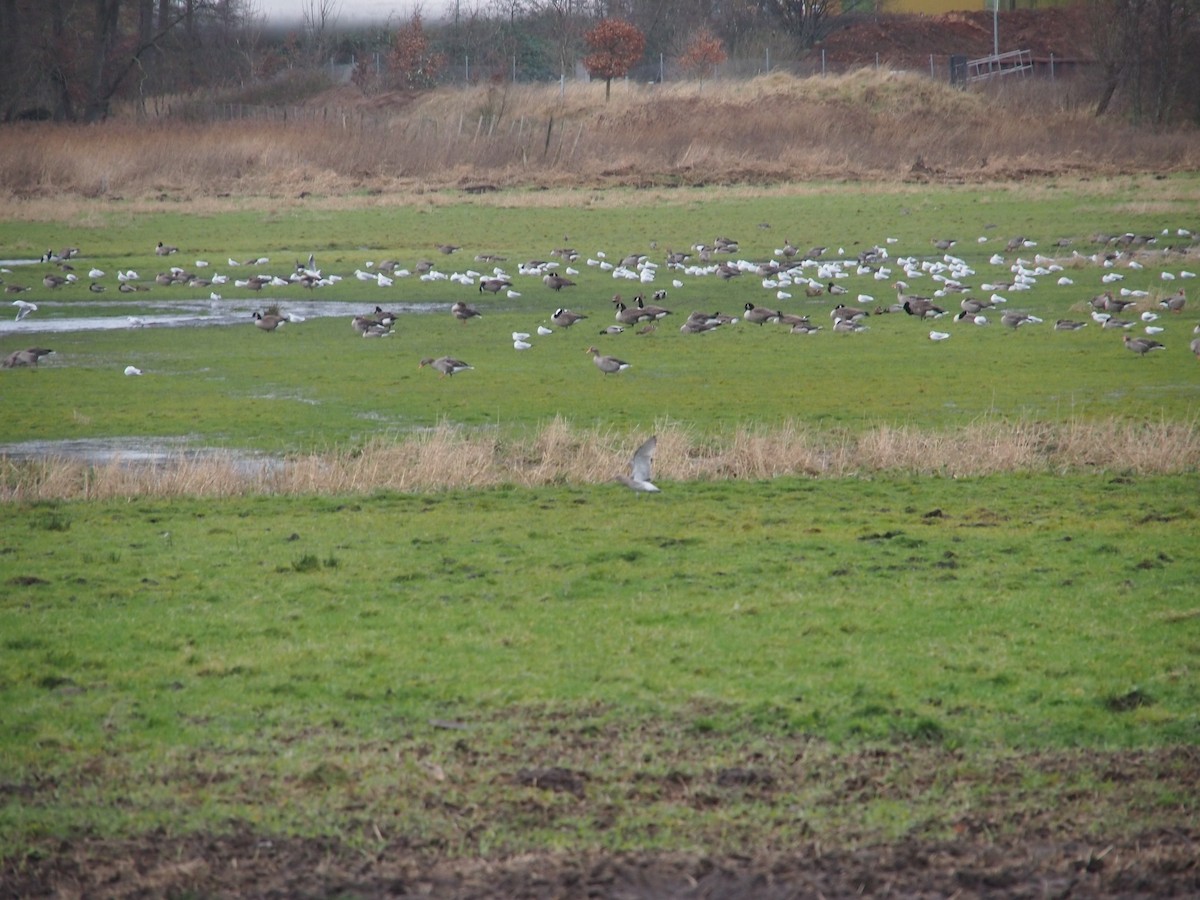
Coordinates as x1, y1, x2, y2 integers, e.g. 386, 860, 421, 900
818, 8, 1095, 68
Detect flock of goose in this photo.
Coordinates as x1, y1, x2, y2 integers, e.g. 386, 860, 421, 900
5, 231, 1200, 377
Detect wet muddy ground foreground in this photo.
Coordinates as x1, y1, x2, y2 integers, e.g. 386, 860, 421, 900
6, 826, 1197, 898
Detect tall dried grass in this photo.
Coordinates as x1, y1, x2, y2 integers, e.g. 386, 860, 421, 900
3, 418, 1196, 502
2, 70, 1198, 210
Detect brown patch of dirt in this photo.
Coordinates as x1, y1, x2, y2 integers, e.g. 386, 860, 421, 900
5, 828, 1197, 897
818, 8, 1095, 69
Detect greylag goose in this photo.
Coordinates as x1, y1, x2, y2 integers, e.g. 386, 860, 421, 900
1122, 334, 1165, 356
419, 356, 473, 377
1001, 311, 1041, 329
586, 346, 630, 375
451, 301, 482, 324
1159, 289, 1186, 313
1054, 319, 1088, 331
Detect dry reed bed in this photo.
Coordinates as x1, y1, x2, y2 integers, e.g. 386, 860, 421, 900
3, 71, 1199, 205
3, 418, 1196, 502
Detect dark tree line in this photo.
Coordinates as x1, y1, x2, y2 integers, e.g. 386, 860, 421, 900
2, 0, 1197, 124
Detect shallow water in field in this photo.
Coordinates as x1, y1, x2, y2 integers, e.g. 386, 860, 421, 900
0, 297, 441, 335
0, 436, 282, 473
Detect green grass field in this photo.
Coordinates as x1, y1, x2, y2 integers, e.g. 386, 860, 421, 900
1, 178, 1198, 874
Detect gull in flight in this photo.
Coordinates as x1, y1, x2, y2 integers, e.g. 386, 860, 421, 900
616, 436, 660, 493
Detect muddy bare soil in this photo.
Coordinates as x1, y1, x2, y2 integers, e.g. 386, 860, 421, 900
6, 746, 1198, 898
6, 827, 1198, 898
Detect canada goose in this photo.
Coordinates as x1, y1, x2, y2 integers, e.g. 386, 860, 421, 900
1054, 319, 1088, 331
778, 313, 811, 328
903, 298, 946, 318
3, 348, 53, 368
1001, 311, 1040, 329
552, 308, 587, 328
543, 273, 576, 291
12, 299, 37, 320
826, 281, 848, 296
88, 282, 105, 293
478, 278, 511, 294
155, 241, 178, 256
616, 435, 660, 493
1159, 289, 1186, 313
830, 304, 869, 322
451, 301, 482, 324
955, 310, 988, 325
743, 303, 782, 325
614, 302, 651, 326
352, 316, 391, 337
419, 356, 473, 377
634, 294, 671, 320
833, 318, 868, 333
1123, 334, 1165, 356
253, 312, 286, 331
372, 306, 398, 326
586, 346, 630, 375
960, 296, 995, 314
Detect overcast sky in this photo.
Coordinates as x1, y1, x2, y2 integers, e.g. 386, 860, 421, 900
253, 0, 452, 26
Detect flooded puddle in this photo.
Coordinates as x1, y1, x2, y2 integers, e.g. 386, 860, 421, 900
0, 298, 439, 335
0, 436, 283, 474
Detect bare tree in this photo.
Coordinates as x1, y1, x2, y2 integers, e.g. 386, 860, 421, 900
302, 0, 341, 66
760, 0, 833, 51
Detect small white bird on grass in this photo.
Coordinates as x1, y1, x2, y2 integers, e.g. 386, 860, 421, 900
514, 338, 532, 350
124, 365, 143, 376
537, 325, 553, 336
616, 435, 660, 493
929, 330, 951, 341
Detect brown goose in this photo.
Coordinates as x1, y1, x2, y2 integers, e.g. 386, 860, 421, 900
903, 297, 946, 318
1190, 336, 1200, 360
960, 296, 995, 314
552, 307, 587, 328
419, 356, 473, 377
586, 346, 630, 375
833, 318, 868, 333
1123, 334, 1165, 356
451, 301, 482, 324
2, 347, 53, 368
543, 273, 576, 291
1054, 319, 1088, 331
155, 241, 178, 256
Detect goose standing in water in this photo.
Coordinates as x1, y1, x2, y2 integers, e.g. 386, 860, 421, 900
616, 436, 660, 493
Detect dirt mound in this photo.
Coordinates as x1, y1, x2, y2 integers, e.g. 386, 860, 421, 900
818, 8, 1095, 69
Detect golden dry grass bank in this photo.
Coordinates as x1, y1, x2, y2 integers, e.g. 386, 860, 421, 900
2, 71, 1199, 208
3, 418, 1197, 501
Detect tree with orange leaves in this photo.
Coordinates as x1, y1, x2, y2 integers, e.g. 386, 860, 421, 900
582, 19, 646, 101
388, 12, 446, 90
678, 27, 727, 89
